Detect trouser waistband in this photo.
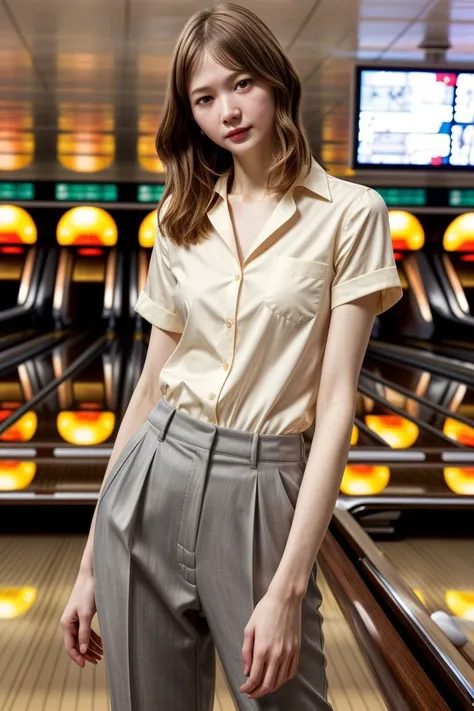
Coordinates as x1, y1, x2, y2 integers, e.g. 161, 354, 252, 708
147, 398, 305, 469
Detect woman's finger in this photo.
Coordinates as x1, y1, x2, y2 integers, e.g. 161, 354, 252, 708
248, 657, 279, 697
288, 649, 299, 679
274, 649, 294, 690
243, 651, 266, 693
90, 628, 103, 647
87, 637, 103, 654
241, 625, 254, 676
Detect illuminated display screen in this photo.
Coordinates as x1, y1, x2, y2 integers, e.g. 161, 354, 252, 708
55, 183, 118, 201
374, 188, 426, 206
137, 184, 165, 203
353, 67, 474, 169
0, 183, 35, 200
449, 189, 474, 207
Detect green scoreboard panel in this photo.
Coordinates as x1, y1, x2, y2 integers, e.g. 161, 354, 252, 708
449, 190, 474, 207
0, 182, 35, 200
137, 184, 165, 203
55, 183, 118, 201
1, 181, 474, 211
374, 188, 427, 207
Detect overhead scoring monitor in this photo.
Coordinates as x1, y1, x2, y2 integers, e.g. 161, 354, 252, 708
352, 66, 474, 170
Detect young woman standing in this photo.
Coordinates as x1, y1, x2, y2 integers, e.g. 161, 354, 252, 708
61, 3, 403, 709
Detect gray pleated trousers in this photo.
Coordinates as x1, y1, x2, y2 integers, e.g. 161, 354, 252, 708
93, 397, 332, 711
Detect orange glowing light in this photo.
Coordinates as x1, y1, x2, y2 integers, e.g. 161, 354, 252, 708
443, 418, 474, 447
443, 213, 474, 252
0, 100, 34, 171
0, 460, 36, 491
57, 100, 115, 173
137, 134, 165, 174
365, 414, 419, 448
388, 211, 425, 251
0, 410, 38, 441
0, 206, 36, 245
443, 467, 474, 495
57, 410, 115, 445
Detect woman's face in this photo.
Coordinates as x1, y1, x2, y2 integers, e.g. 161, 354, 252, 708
188, 50, 276, 154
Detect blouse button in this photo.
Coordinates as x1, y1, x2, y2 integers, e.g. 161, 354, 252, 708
208, 392, 216, 400
225, 320, 233, 329
234, 273, 241, 281
223, 361, 229, 371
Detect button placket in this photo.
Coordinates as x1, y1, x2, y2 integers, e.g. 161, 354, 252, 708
211, 266, 242, 423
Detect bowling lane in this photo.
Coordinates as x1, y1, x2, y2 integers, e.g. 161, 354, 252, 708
331, 508, 474, 708
339, 463, 474, 502
399, 337, 474, 366
0, 528, 388, 711
361, 352, 474, 448
378, 536, 474, 646
0, 331, 144, 503
352, 366, 470, 455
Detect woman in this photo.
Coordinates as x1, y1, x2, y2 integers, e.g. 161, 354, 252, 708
60, 3, 403, 709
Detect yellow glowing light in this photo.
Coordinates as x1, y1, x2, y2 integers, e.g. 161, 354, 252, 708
365, 414, 419, 448
57, 130, 115, 173
0, 587, 37, 619
57, 53, 114, 76
57, 411, 115, 445
137, 134, 165, 174
350, 424, 359, 445
443, 467, 474, 495
0, 460, 36, 491
0, 135, 34, 170
0, 410, 38, 441
388, 211, 425, 251
139, 210, 157, 248
445, 590, 474, 620
0, 99, 34, 171
340, 464, 390, 495
443, 418, 474, 447
413, 589, 426, 606
0, 206, 37, 245
57, 207, 118, 247
443, 213, 474, 252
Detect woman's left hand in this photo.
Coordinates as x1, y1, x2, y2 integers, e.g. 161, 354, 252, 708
239, 587, 302, 699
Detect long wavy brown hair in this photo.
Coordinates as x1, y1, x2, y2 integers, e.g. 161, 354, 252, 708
156, 2, 318, 247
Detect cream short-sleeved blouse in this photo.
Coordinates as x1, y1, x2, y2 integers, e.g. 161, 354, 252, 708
134, 156, 403, 435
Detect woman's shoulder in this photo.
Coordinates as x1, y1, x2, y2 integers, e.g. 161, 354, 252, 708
325, 173, 384, 213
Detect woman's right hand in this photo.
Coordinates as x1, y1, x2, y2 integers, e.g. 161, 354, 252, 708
60, 568, 104, 667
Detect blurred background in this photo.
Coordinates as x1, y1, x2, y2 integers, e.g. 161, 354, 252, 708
0, 1, 473, 709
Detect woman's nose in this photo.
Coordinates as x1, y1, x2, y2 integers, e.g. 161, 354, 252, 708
221, 101, 241, 123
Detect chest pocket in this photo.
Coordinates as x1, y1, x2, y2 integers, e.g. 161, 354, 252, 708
263, 256, 328, 325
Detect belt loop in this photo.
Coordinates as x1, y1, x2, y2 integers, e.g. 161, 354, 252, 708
250, 433, 259, 469
158, 406, 176, 442
300, 433, 306, 463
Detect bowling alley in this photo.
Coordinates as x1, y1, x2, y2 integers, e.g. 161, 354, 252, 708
0, 1, 473, 709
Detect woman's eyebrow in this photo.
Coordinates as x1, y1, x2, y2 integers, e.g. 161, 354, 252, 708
190, 70, 245, 97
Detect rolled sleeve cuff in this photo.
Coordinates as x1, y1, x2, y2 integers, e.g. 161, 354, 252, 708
134, 290, 183, 333
331, 265, 403, 315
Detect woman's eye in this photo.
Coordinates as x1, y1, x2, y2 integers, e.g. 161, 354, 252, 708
196, 78, 252, 105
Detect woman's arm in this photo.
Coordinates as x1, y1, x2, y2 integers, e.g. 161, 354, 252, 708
78, 325, 181, 575
267, 290, 379, 600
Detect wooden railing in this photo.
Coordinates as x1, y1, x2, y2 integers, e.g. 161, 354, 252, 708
320, 529, 454, 711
